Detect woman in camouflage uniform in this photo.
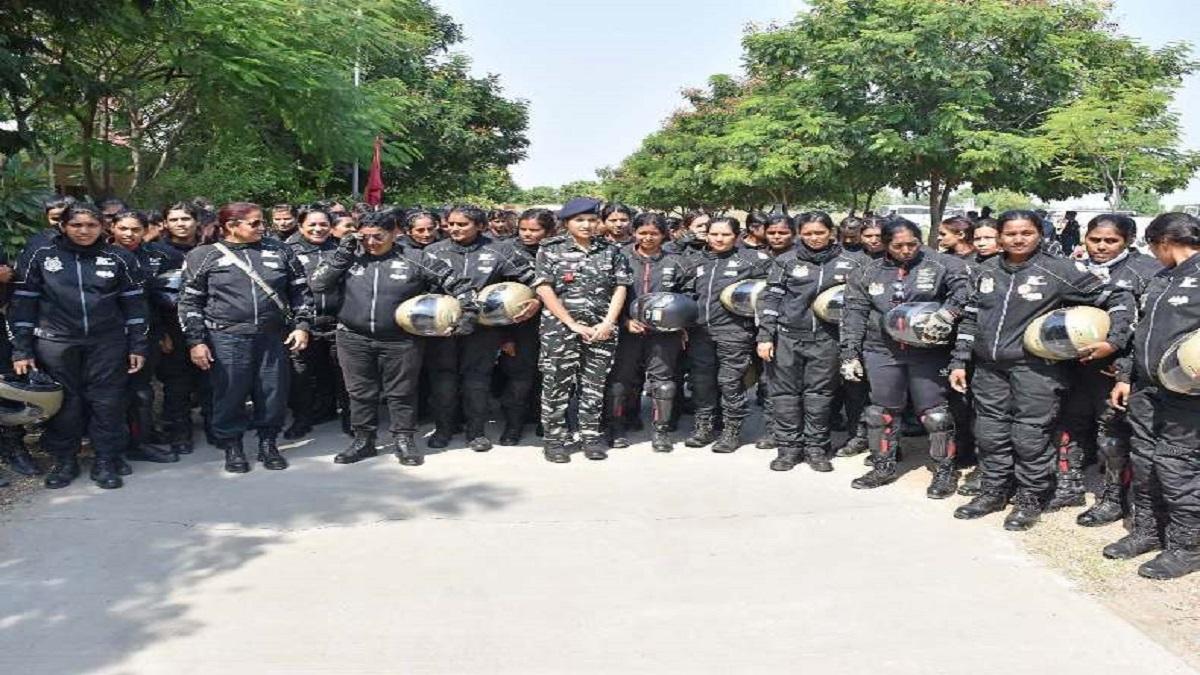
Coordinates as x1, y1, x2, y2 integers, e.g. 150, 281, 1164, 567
532, 198, 632, 463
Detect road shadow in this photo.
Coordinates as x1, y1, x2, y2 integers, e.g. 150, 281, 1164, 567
0, 418, 522, 675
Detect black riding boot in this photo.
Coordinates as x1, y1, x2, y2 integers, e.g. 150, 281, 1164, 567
395, 433, 423, 466
334, 431, 377, 464
257, 436, 288, 470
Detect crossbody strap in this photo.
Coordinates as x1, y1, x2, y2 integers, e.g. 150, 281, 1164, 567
213, 242, 294, 324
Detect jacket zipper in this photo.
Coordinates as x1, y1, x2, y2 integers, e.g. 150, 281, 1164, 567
75, 258, 89, 335
642, 257, 651, 295
240, 251, 259, 326
370, 266, 380, 335
992, 274, 1016, 361
1142, 283, 1167, 377
704, 259, 718, 324
811, 264, 826, 332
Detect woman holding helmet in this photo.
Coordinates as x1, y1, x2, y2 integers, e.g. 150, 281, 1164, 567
839, 218, 969, 496
1107, 212, 1200, 579
948, 210, 1133, 531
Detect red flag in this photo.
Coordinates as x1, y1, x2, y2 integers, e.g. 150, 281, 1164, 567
364, 136, 384, 206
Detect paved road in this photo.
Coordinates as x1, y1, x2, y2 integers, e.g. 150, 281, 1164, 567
0, 419, 1194, 675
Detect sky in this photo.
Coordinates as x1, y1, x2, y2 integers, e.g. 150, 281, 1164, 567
434, 0, 1200, 206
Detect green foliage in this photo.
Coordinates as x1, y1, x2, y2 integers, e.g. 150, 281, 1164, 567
0, 0, 528, 219
973, 189, 1044, 214
1121, 188, 1164, 216
1040, 83, 1200, 210
607, 0, 1197, 237
0, 154, 52, 254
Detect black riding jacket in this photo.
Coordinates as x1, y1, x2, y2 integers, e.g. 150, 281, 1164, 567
131, 242, 185, 336
424, 234, 536, 291
757, 244, 860, 342
308, 244, 477, 341
1118, 252, 1200, 390
623, 248, 694, 319
288, 237, 343, 325
840, 248, 969, 360
178, 238, 314, 347
950, 250, 1134, 369
686, 246, 773, 334
9, 234, 149, 360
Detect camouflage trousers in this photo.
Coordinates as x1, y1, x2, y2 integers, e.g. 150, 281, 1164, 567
538, 315, 619, 443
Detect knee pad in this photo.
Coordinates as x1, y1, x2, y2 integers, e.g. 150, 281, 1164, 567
921, 406, 957, 461
651, 381, 676, 401
920, 405, 954, 434
1097, 434, 1131, 463
865, 405, 895, 429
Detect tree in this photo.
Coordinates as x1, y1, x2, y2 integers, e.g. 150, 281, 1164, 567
1041, 83, 1199, 210
613, 0, 1197, 240
1, 0, 530, 207
1121, 187, 1164, 216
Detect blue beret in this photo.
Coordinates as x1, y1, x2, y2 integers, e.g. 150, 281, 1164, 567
558, 197, 602, 221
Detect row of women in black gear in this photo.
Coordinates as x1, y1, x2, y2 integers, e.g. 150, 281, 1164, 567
5, 195, 1198, 582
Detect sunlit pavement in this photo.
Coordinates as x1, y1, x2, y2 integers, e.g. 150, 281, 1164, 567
0, 416, 1194, 675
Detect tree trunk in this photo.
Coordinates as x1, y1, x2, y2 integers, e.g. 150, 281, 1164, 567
926, 173, 942, 245
80, 111, 98, 197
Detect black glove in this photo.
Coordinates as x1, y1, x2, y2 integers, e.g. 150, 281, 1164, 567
337, 233, 360, 255
451, 313, 476, 337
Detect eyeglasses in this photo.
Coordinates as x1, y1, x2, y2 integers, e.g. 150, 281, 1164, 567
237, 219, 266, 228
360, 232, 390, 242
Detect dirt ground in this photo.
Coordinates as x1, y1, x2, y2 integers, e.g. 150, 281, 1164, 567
3, 435, 1198, 669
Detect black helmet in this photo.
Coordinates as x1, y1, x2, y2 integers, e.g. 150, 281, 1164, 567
394, 294, 462, 337
718, 280, 767, 318
0, 372, 64, 426
884, 302, 949, 347
631, 292, 699, 332
477, 282, 536, 327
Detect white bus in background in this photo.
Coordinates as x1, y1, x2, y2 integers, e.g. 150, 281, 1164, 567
879, 204, 933, 237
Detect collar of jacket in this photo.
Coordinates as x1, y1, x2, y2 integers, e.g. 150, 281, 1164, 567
999, 250, 1048, 273
294, 237, 333, 252
702, 247, 738, 260
564, 237, 607, 254
796, 242, 842, 265
1165, 251, 1200, 278
882, 248, 924, 270
52, 233, 106, 256
448, 234, 490, 253
631, 247, 666, 262
220, 239, 263, 251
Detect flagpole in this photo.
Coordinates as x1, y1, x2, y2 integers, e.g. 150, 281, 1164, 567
352, 57, 361, 197
351, 9, 362, 197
